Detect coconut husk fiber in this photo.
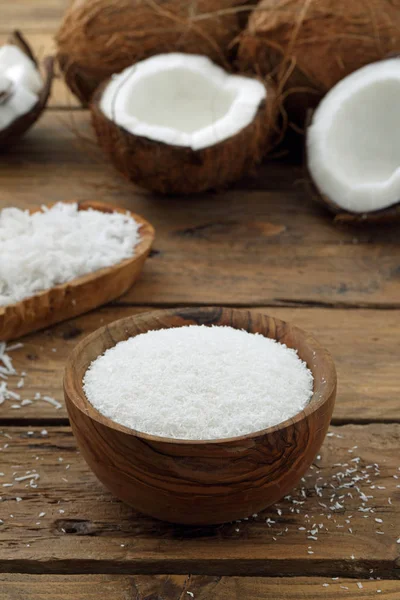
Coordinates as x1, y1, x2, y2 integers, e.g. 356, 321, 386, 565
90, 78, 277, 195
238, 0, 400, 127
56, 0, 255, 104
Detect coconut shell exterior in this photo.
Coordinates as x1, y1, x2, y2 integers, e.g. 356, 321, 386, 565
0, 32, 54, 149
90, 79, 277, 195
56, 0, 251, 104
238, 0, 400, 126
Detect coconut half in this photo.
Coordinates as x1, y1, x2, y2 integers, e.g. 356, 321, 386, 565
0, 31, 54, 149
91, 53, 276, 195
57, 0, 251, 104
307, 58, 400, 221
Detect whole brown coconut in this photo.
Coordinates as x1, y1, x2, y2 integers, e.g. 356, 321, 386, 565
238, 0, 400, 126
57, 0, 252, 104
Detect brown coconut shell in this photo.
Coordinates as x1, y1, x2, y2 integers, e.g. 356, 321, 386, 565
238, 0, 400, 127
56, 0, 253, 104
0, 31, 54, 149
90, 77, 277, 195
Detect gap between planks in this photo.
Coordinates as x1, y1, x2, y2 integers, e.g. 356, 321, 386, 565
114, 299, 400, 310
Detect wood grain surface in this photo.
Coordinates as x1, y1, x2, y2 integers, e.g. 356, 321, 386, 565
1, 574, 398, 599
0, 424, 399, 576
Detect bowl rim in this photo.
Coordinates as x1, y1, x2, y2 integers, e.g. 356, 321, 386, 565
64, 307, 337, 445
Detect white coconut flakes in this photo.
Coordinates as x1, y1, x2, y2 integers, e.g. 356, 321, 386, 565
83, 325, 314, 440
0, 202, 141, 307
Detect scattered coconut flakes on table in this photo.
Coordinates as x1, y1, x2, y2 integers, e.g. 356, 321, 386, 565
228, 428, 399, 568
0, 325, 397, 579
41, 396, 62, 410
0, 425, 398, 578
0, 342, 63, 412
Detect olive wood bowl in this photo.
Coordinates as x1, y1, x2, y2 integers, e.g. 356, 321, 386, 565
64, 307, 336, 525
0, 200, 154, 341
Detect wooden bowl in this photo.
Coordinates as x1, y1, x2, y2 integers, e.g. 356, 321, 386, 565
64, 307, 337, 525
0, 200, 154, 341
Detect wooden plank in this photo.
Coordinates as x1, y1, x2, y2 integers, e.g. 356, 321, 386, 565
2, 112, 400, 308
0, 424, 399, 576
1, 1, 68, 33
0, 574, 397, 599
1, 306, 399, 424
0, 33, 79, 108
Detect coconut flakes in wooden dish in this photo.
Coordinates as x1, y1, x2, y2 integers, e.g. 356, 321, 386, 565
0, 202, 141, 307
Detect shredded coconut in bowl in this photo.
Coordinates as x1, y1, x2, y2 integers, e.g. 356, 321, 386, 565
0, 202, 141, 307
83, 325, 314, 441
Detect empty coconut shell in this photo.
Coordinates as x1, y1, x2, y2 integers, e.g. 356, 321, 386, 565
0, 31, 54, 149
56, 0, 252, 104
238, 0, 400, 127
90, 54, 277, 195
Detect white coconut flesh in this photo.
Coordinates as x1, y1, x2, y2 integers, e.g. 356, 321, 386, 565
307, 59, 400, 214
100, 53, 266, 151
0, 44, 43, 130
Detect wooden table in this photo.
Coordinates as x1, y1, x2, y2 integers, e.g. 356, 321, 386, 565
1, 3, 400, 598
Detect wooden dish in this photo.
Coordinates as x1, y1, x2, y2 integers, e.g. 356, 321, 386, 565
64, 307, 337, 525
0, 201, 154, 341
